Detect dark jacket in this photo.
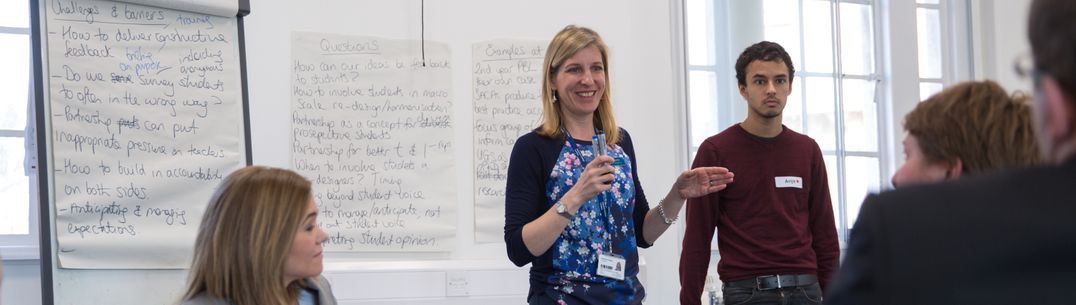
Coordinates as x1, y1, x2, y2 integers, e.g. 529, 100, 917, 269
826, 159, 1076, 305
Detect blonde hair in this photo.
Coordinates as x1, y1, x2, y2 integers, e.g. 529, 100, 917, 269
537, 25, 620, 144
183, 166, 313, 305
904, 80, 1041, 175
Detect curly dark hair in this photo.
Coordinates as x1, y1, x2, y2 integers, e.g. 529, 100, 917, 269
735, 41, 795, 87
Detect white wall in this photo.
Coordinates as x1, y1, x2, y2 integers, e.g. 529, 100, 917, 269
972, 0, 1033, 93
882, 0, 924, 184
621, 0, 688, 302
0, 261, 41, 305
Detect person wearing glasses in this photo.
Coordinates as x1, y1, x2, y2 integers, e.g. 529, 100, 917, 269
679, 41, 839, 305
503, 25, 734, 305
826, 0, 1076, 303
890, 80, 1040, 188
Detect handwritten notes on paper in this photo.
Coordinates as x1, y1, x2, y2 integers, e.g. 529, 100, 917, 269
472, 40, 546, 243
45, 0, 245, 268
112, 0, 239, 17
291, 32, 455, 251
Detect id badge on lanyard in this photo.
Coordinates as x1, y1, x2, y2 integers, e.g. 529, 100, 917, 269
597, 252, 626, 281
565, 128, 626, 281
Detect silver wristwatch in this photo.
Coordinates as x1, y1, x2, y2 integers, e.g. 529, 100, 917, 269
555, 200, 574, 219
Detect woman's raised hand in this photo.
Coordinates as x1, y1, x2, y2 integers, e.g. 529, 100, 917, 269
674, 167, 734, 199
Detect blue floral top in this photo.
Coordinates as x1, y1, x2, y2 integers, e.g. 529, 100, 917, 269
504, 130, 652, 305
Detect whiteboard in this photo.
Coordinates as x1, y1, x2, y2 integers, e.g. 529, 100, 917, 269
33, 0, 250, 303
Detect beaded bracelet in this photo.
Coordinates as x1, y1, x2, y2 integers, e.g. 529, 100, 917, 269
657, 199, 678, 225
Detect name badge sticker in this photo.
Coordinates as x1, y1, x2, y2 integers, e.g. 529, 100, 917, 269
775, 176, 803, 189
611, 155, 627, 167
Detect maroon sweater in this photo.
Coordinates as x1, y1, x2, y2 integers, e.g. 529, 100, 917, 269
679, 124, 839, 305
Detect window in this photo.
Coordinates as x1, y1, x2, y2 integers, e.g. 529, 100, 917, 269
0, 0, 39, 259
917, 0, 945, 100
685, 0, 884, 241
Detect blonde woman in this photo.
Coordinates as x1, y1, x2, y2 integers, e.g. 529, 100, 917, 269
182, 166, 334, 305
503, 25, 734, 305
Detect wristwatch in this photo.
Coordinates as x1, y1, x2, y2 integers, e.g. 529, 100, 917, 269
555, 200, 574, 219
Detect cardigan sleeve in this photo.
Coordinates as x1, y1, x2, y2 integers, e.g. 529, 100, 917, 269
503, 133, 551, 266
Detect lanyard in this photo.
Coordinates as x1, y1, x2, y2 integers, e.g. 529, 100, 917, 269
562, 128, 618, 254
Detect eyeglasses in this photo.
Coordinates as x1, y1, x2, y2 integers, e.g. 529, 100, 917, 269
1014, 53, 1043, 87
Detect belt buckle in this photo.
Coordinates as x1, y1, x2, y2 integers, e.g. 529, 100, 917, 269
755, 275, 782, 290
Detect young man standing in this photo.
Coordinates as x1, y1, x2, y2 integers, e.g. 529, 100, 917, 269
679, 41, 839, 305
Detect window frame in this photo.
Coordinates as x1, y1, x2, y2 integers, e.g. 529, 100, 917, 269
916, 1, 946, 99
682, 0, 973, 246
914, 0, 974, 98
682, 0, 899, 244
886, 0, 974, 184
0, 21, 40, 260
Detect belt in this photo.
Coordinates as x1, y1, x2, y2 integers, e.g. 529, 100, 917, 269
727, 274, 817, 290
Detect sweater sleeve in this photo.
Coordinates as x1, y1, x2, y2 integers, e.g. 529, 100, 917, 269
808, 143, 840, 291
619, 129, 652, 249
503, 134, 550, 267
679, 139, 719, 305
